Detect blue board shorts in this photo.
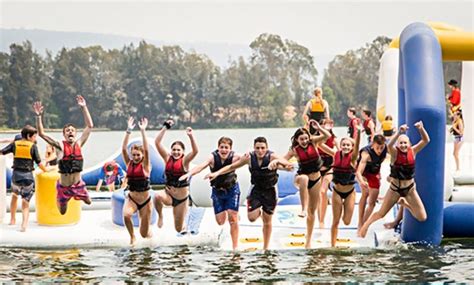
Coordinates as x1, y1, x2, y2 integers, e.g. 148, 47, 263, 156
211, 183, 240, 214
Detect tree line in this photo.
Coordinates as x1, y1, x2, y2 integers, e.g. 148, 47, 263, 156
0, 34, 460, 130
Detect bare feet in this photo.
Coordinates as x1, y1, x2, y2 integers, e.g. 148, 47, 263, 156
130, 235, 136, 246
319, 222, 324, 229
383, 221, 399, 229
20, 226, 26, 232
359, 224, 369, 238
9, 219, 15, 225
157, 216, 163, 228
298, 210, 307, 218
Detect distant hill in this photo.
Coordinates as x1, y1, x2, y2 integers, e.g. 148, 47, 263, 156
0, 28, 334, 76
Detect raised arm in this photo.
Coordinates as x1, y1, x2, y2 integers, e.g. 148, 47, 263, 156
351, 128, 361, 163
33, 101, 61, 149
412, 121, 430, 154
388, 124, 407, 157
138, 118, 151, 173
121, 117, 135, 166
183, 127, 198, 168
309, 120, 330, 144
76, 95, 94, 147
155, 120, 172, 163
206, 153, 250, 181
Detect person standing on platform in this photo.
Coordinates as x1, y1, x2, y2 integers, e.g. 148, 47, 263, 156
347, 107, 360, 141
362, 110, 376, 144
0, 125, 48, 232
447, 79, 461, 114
302, 87, 330, 134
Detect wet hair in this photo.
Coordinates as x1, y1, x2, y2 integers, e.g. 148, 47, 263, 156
254, 136, 268, 146
363, 110, 372, 117
348, 107, 356, 116
62, 123, 76, 134
373, 134, 385, 145
291, 128, 311, 148
131, 144, 144, 154
218, 137, 233, 147
385, 115, 393, 121
171, 141, 185, 150
21, 125, 38, 139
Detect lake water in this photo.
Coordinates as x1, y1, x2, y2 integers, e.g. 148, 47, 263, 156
0, 128, 472, 283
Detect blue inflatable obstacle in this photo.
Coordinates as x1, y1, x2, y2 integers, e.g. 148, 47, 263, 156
81, 137, 165, 186
398, 23, 446, 245
443, 203, 474, 238
111, 189, 158, 227
278, 182, 362, 205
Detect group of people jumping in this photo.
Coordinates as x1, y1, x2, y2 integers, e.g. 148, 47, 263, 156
5, 80, 455, 250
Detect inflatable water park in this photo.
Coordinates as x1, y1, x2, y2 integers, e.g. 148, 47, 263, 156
1, 22, 473, 250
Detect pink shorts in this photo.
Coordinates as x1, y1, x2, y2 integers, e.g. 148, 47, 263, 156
363, 173, 381, 189
56, 180, 90, 207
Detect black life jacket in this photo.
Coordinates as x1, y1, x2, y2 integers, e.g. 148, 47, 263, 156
210, 150, 237, 190
249, 151, 278, 189
358, 145, 387, 175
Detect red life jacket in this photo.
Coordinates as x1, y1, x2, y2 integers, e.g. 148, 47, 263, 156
363, 118, 374, 136
127, 160, 150, 191
332, 150, 356, 185
295, 143, 322, 175
165, 156, 189, 187
390, 147, 415, 180
58, 141, 83, 174
347, 117, 359, 138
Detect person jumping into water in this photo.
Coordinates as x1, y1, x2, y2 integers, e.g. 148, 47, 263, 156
356, 134, 387, 235
179, 137, 241, 250
282, 120, 330, 248
33, 96, 93, 215
206, 137, 293, 250
319, 127, 361, 247
154, 119, 198, 233
359, 121, 430, 238
121, 117, 153, 245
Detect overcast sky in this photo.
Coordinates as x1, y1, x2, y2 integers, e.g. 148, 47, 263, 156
1, 0, 473, 56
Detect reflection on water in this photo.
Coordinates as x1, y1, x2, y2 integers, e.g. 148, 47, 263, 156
1, 241, 473, 283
